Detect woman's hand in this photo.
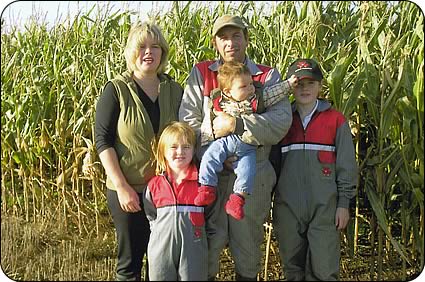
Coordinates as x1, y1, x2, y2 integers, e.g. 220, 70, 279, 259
116, 183, 141, 213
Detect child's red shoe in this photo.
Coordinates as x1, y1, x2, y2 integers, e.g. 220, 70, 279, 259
194, 185, 216, 206
225, 193, 245, 220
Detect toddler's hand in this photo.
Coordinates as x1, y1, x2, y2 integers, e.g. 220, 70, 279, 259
288, 75, 298, 89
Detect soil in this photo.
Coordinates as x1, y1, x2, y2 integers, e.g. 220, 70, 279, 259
213, 231, 421, 281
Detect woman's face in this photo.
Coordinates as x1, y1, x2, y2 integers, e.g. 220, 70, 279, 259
134, 35, 162, 75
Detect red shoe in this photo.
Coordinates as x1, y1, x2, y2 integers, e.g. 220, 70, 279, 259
225, 193, 245, 220
194, 185, 216, 206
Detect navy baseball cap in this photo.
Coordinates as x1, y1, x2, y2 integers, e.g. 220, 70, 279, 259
286, 59, 323, 81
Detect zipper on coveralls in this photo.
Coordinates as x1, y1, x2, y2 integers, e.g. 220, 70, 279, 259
302, 111, 319, 221
164, 176, 181, 245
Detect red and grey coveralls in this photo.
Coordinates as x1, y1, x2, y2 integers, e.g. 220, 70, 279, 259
179, 58, 292, 279
143, 164, 208, 281
272, 99, 357, 280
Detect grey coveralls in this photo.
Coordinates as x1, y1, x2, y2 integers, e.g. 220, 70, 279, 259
273, 100, 357, 281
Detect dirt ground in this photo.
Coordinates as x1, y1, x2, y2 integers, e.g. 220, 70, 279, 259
213, 229, 421, 281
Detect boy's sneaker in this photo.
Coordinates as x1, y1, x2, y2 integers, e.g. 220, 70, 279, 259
194, 185, 216, 206
225, 193, 245, 220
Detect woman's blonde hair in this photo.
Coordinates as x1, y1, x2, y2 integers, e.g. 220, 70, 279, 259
124, 21, 169, 74
153, 121, 197, 175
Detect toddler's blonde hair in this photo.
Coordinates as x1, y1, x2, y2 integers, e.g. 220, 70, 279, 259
217, 61, 251, 90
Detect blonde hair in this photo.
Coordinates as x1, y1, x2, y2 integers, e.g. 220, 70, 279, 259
153, 121, 197, 175
217, 61, 251, 90
124, 21, 169, 74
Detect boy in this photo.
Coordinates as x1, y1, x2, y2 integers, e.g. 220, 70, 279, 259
272, 58, 357, 280
195, 61, 297, 220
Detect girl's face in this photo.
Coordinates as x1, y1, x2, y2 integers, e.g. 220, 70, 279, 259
226, 73, 255, 102
164, 136, 194, 173
134, 34, 162, 75
293, 78, 322, 106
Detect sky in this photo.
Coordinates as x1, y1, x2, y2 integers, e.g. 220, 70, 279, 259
1, 1, 175, 31
0, 1, 280, 32
2, 1, 424, 32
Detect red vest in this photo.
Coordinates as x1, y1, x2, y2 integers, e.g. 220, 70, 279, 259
281, 109, 347, 163
282, 109, 346, 146
211, 93, 259, 113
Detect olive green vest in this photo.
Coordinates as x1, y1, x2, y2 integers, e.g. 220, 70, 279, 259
105, 71, 183, 192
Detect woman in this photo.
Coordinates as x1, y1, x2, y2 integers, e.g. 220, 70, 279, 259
95, 21, 183, 281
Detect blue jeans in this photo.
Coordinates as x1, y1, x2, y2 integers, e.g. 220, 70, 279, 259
199, 134, 256, 195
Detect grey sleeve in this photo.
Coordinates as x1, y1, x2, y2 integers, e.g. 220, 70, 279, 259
335, 121, 358, 208
238, 68, 293, 146
143, 186, 157, 225
178, 66, 204, 137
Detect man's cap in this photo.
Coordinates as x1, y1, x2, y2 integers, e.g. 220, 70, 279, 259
286, 59, 323, 81
212, 15, 246, 36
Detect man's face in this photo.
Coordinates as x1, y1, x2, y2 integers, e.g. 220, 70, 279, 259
213, 26, 248, 63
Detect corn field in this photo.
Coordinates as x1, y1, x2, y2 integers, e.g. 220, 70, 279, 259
1, 1, 424, 281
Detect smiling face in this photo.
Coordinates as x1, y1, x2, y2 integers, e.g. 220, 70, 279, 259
293, 78, 322, 107
155, 122, 197, 175
124, 22, 169, 74
213, 26, 248, 63
134, 35, 162, 76
164, 136, 194, 174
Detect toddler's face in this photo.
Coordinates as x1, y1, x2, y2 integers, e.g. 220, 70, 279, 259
228, 73, 255, 102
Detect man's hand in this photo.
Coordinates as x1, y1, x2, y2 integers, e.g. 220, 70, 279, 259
335, 207, 350, 230
213, 112, 236, 138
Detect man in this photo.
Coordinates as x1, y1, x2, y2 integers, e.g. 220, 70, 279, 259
179, 15, 292, 280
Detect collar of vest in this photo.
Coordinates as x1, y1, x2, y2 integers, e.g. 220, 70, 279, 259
115, 71, 171, 85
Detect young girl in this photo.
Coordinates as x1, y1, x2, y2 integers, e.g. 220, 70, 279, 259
143, 121, 208, 281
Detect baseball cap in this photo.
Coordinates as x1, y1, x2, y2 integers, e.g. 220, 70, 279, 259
286, 59, 323, 81
212, 15, 246, 37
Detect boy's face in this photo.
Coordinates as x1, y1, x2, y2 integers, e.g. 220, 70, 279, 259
225, 73, 255, 102
293, 78, 322, 106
